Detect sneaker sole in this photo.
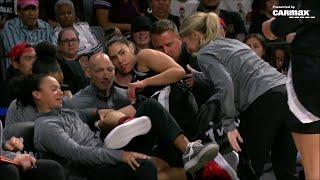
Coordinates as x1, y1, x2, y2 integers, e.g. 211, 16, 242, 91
184, 143, 219, 173
104, 116, 152, 149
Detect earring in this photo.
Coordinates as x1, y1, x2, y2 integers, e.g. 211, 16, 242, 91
147, 7, 152, 14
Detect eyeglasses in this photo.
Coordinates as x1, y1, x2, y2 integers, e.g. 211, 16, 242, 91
60, 38, 79, 45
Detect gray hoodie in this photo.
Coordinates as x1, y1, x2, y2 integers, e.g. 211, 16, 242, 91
197, 38, 286, 131
33, 109, 123, 168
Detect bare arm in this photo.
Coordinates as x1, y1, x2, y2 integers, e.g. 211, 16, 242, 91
136, 49, 186, 87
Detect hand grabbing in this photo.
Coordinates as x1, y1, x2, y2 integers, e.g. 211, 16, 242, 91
127, 81, 146, 104
227, 129, 243, 152
122, 151, 151, 170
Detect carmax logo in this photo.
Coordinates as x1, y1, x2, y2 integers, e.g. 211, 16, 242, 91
272, 5, 315, 19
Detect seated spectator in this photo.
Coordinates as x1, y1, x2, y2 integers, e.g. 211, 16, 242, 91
6, 43, 36, 80
130, 15, 152, 50
53, 0, 102, 55
243, 33, 267, 60
15, 73, 219, 179
64, 53, 130, 110
57, 27, 88, 94
0, 122, 65, 180
150, 19, 214, 107
147, 0, 180, 28
170, 0, 199, 24
94, 0, 149, 34
38, 0, 86, 28
270, 47, 289, 75
1, 0, 55, 55
105, 36, 185, 100
1, 43, 36, 106
197, 0, 247, 41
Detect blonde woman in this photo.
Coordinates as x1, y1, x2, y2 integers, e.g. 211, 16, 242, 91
179, 12, 297, 179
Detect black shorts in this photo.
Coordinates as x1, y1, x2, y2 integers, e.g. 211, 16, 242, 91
290, 54, 320, 134
292, 54, 320, 118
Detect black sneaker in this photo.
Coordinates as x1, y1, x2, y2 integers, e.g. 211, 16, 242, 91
183, 140, 219, 173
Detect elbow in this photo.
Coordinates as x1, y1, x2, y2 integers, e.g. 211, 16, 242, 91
176, 68, 186, 81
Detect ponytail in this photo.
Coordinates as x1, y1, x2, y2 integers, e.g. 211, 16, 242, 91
180, 12, 220, 49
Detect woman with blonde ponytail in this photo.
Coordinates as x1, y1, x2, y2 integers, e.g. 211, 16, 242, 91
180, 12, 297, 180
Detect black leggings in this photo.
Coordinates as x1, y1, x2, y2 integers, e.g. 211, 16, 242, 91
88, 99, 183, 180
237, 85, 297, 180
0, 159, 65, 180
125, 98, 183, 155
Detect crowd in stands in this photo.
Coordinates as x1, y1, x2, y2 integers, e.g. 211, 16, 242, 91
0, 0, 319, 180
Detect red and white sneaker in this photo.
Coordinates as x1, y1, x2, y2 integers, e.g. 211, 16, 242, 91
104, 116, 152, 149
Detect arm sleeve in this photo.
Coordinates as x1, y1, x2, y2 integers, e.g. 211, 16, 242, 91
193, 72, 213, 88
35, 120, 123, 166
198, 52, 237, 132
1, 150, 16, 160
4, 100, 22, 127
2, 21, 21, 53
84, 23, 103, 53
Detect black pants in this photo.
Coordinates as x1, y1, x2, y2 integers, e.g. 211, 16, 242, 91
88, 99, 183, 180
237, 85, 297, 180
0, 159, 65, 180
125, 98, 183, 155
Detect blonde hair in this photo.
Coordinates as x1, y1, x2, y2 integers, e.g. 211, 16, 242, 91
179, 12, 220, 49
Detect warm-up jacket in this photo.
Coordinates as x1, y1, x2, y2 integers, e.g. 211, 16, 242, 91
197, 38, 286, 131
33, 109, 123, 168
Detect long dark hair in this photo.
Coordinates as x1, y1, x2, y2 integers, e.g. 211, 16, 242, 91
105, 35, 137, 55
14, 74, 49, 107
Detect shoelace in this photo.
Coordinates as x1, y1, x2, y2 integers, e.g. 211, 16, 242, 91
184, 140, 203, 160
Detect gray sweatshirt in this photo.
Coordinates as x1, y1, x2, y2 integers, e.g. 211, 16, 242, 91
197, 38, 286, 131
33, 109, 123, 168
63, 85, 130, 110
